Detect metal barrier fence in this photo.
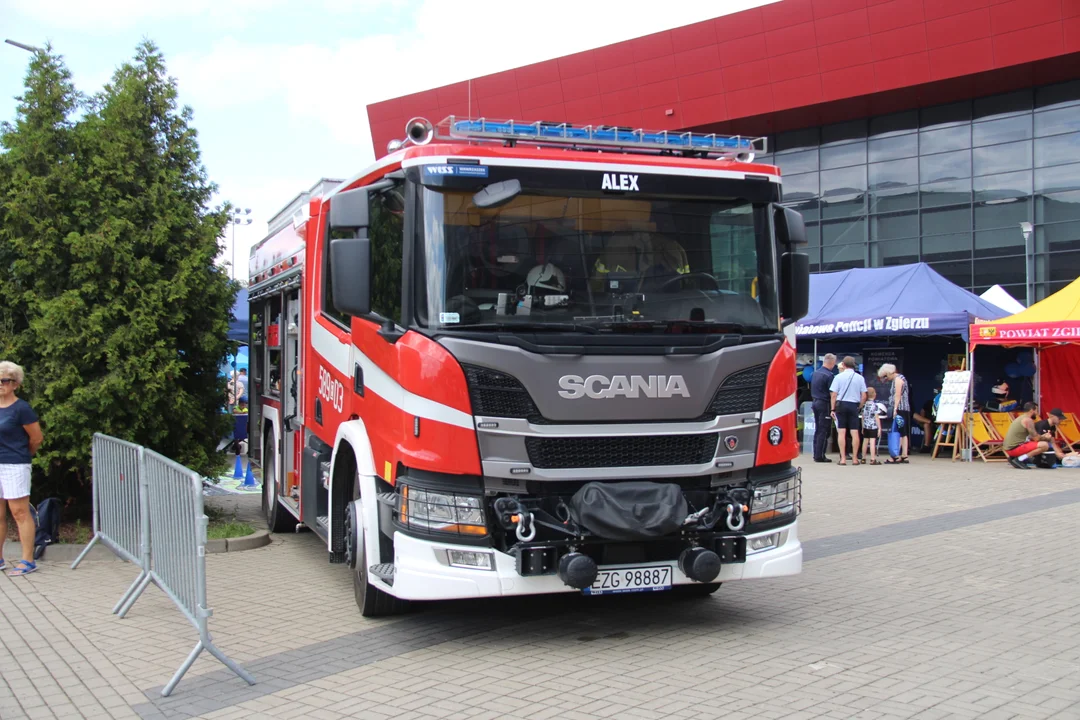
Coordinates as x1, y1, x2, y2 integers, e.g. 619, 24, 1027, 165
71, 434, 255, 697
71, 434, 151, 617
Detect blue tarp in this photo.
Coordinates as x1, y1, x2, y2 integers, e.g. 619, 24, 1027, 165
795, 263, 1009, 341
228, 287, 248, 343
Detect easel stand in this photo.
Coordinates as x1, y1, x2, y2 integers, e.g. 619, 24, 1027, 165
933, 423, 963, 461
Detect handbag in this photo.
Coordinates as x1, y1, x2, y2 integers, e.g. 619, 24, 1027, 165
888, 414, 904, 458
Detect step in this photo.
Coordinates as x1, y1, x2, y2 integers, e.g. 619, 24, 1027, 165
369, 563, 396, 586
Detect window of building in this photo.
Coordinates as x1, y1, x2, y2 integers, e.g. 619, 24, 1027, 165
973, 140, 1031, 176
870, 238, 919, 266
920, 125, 970, 154
972, 115, 1032, 147
973, 256, 1024, 288
774, 148, 818, 174
868, 133, 918, 162
974, 197, 1030, 231
869, 157, 918, 190
974, 170, 1031, 203
922, 206, 970, 236
780, 172, 819, 201
869, 185, 919, 213
1034, 133, 1080, 168
1036, 190, 1080, 224
1035, 80, 1080, 112
870, 110, 918, 138
870, 211, 919, 241
820, 142, 867, 170
974, 89, 1032, 121
822, 243, 865, 271
922, 232, 971, 262
821, 119, 866, 145
920, 149, 971, 184
1038, 221, 1080, 253
928, 259, 972, 289
775, 127, 820, 152
1035, 164, 1080, 194
920, 102, 971, 129
975, 228, 1025, 258
920, 179, 971, 208
821, 218, 866, 246
1035, 107, 1080, 137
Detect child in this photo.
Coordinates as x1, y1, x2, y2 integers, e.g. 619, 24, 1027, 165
861, 387, 883, 465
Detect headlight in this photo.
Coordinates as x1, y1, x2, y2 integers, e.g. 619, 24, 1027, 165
750, 479, 798, 523
400, 486, 487, 536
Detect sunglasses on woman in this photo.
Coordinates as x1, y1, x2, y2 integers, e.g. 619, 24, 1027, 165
0, 378, 17, 385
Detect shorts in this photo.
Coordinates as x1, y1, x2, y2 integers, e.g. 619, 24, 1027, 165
892, 410, 912, 437
862, 428, 879, 439
0, 464, 31, 500
835, 401, 861, 430
1006, 440, 1042, 458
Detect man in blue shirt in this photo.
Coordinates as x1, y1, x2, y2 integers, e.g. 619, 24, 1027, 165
810, 353, 837, 463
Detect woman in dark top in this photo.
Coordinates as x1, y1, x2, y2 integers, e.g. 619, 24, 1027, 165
0, 361, 44, 576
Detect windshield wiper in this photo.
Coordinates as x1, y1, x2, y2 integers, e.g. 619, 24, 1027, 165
448, 321, 600, 334
609, 320, 775, 335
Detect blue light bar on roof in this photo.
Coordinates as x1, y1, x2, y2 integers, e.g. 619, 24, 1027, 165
436, 116, 766, 160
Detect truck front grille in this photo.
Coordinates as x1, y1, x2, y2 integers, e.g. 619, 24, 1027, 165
525, 433, 719, 469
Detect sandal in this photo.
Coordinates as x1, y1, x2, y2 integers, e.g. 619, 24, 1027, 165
884, 457, 903, 464
852, 460, 861, 466
870, 460, 881, 465
838, 461, 847, 466
899, 457, 910, 463
7, 560, 37, 577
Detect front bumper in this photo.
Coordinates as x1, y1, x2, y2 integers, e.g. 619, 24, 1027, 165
389, 518, 802, 601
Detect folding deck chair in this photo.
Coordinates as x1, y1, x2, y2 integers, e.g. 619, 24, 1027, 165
969, 413, 1007, 462
1057, 413, 1080, 452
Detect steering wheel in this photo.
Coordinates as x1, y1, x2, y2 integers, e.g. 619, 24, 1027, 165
658, 272, 722, 292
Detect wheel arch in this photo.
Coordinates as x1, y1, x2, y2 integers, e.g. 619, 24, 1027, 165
328, 420, 379, 559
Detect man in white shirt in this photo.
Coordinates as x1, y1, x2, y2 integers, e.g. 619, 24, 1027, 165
830, 356, 868, 465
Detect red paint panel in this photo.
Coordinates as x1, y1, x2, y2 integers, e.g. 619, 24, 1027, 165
820, 62, 877, 101
925, 8, 992, 48
562, 95, 604, 124
674, 44, 722, 76
813, 0, 868, 19
478, 90, 522, 118
596, 65, 638, 93
714, 7, 766, 40
473, 70, 517, 97
601, 87, 642, 115
519, 81, 563, 112
670, 19, 719, 51
515, 59, 561, 90
773, 74, 825, 110
755, 342, 799, 467
993, 22, 1066, 66
561, 73, 600, 102
400, 89, 440, 115
557, 50, 595, 79
761, 0, 815, 30
592, 43, 625, 72
765, 21, 819, 56
874, 51, 931, 90
928, 37, 994, 80
818, 35, 875, 71
640, 104, 682, 129
989, 0, 1062, 35
679, 93, 729, 127
769, 47, 821, 82
528, 103, 567, 122
867, 0, 925, 32
606, 110, 644, 128
923, 0, 989, 21
436, 82, 469, 108
635, 55, 677, 87
1066, 15, 1080, 53
726, 85, 775, 117
638, 79, 680, 108
678, 68, 725, 101
815, 8, 871, 45
871, 22, 928, 61
367, 98, 402, 124
1069, 1, 1080, 19
717, 33, 769, 67
723, 59, 771, 92
628, 31, 675, 62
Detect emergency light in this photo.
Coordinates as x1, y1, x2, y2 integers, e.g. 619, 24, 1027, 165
423, 116, 765, 161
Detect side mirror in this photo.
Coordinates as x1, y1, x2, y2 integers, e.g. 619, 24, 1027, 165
775, 205, 807, 246
330, 235, 371, 317
781, 252, 809, 323
329, 188, 369, 232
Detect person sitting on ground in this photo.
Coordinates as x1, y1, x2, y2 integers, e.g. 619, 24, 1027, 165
1032, 408, 1067, 467
860, 387, 883, 465
1003, 402, 1055, 469
830, 356, 867, 466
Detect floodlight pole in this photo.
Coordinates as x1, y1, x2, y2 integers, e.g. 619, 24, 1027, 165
230, 208, 253, 281
5, 39, 42, 54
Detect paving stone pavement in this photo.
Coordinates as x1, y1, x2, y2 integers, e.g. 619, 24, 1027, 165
2, 454, 1079, 719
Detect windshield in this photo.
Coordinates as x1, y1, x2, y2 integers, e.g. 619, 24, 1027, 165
415, 184, 778, 333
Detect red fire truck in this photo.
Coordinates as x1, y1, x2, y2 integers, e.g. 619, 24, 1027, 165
247, 117, 809, 616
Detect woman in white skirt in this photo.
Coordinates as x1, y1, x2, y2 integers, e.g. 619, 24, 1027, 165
0, 361, 44, 576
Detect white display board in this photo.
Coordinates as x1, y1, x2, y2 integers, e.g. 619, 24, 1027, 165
936, 371, 972, 424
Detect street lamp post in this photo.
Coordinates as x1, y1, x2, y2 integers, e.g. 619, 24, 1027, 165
1020, 222, 1033, 307
230, 208, 253, 282
5, 39, 42, 53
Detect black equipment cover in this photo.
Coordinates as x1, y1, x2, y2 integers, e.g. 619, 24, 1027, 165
570, 481, 688, 541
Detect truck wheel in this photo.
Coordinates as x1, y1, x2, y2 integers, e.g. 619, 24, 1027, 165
346, 485, 408, 617
672, 582, 721, 598
263, 430, 293, 534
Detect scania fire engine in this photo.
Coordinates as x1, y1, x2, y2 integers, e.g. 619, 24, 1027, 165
247, 116, 810, 616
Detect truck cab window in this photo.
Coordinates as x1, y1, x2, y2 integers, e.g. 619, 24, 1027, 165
368, 188, 404, 325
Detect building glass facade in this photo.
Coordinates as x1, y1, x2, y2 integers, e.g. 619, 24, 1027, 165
756, 80, 1080, 303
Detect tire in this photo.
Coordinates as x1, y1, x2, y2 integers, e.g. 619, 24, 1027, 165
671, 582, 721, 598
263, 430, 293, 534
345, 481, 408, 617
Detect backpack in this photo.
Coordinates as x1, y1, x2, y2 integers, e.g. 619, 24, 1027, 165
33, 497, 62, 560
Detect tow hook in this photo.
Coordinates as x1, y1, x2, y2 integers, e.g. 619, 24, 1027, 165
515, 511, 537, 542
725, 503, 748, 532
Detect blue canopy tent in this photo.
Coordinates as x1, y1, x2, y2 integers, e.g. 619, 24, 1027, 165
228, 287, 249, 344
795, 263, 1008, 342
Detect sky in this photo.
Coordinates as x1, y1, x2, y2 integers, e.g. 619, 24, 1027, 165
1, 0, 777, 280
